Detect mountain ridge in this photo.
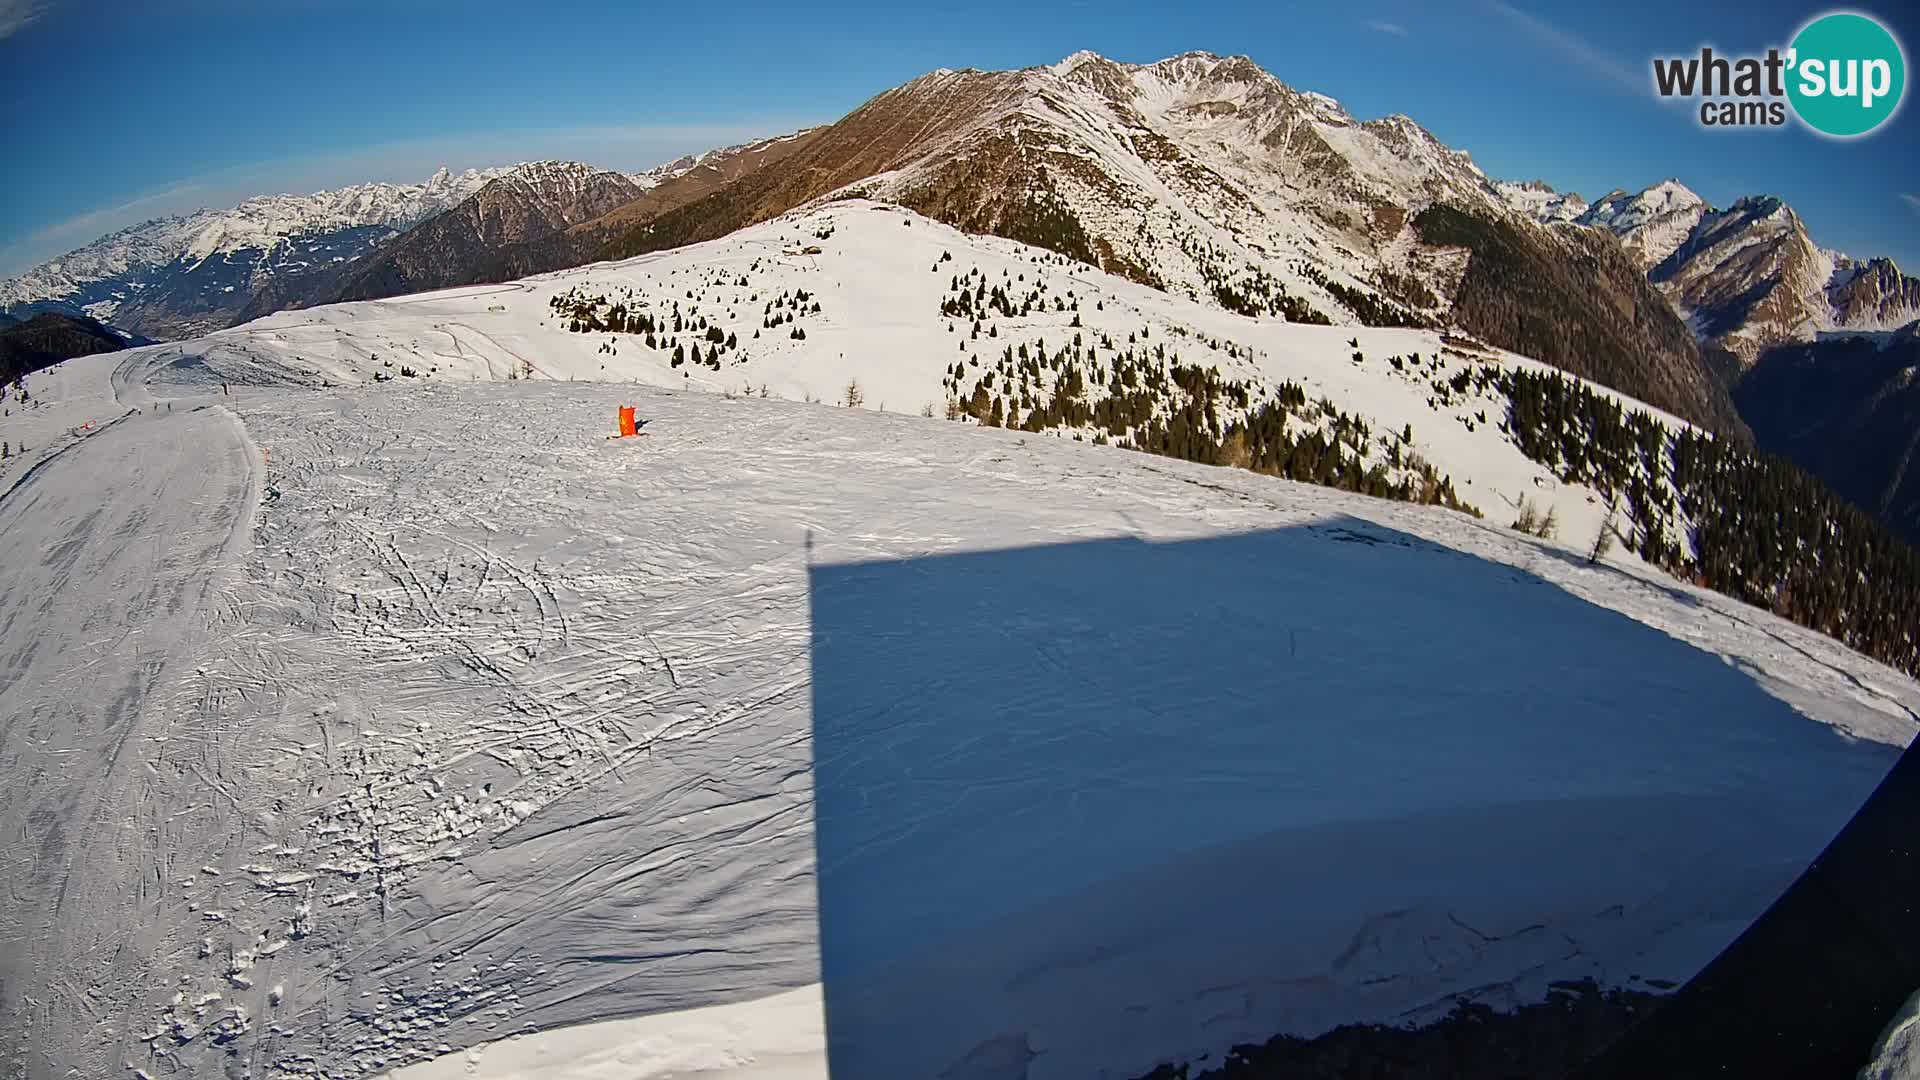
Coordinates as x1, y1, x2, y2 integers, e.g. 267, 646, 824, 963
319, 161, 653, 306
580, 49, 1744, 433
309, 138, 827, 309
0, 166, 507, 338
1503, 177, 1920, 362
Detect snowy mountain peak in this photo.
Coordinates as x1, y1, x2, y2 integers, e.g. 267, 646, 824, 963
489, 160, 626, 199
731, 48, 1619, 369
910, 64, 985, 88
1581, 179, 1706, 231
1643, 178, 1704, 210
1581, 179, 1704, 222
4, 167, 503, 304
179, 167, 507, 264
1146, 50, 1269, 86
1, 165, 508, 337
1576, 179, 1713, 270
1495, 175, 1918, 361
1716, 193, 1788, 222
1043, 50, 1303, 110
1050, 49, 1107, 75
1492, 179, 1590, 224
1825, 255, 1920, 333
482, 161, 648, 225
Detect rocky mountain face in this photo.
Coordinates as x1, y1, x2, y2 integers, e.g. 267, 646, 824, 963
0, 312, 132, 384
1578, 180, 1708, 270
579, 131, 822, 241
321, 162, 651, 305
1491, 180, 1588, 224
242, 136, 824, 317
1650, 196, 1840, 362
1491, 174, 1920, 540
1735, 328, 1920, 544
0, 168, 504, 340
1507, 179, 1920, 368
1829, 257, 1920, 332
592, 50, 1741, 434
612, 50, 1519, 294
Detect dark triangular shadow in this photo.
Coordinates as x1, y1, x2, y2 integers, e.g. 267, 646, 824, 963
805, 515, 1905, 1079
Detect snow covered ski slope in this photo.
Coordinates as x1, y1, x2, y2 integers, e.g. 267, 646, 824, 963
0, 205, 1916, 1080
160, 200, 1705, 559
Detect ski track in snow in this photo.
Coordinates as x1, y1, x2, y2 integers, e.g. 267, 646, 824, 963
0, 214, 1917, 1078
0, 361, 260, 1077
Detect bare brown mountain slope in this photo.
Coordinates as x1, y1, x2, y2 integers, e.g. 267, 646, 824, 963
325, 162, 650, 304
295, 134, 827, 312
578, 129, 825, 237
599, 67, 1035, 261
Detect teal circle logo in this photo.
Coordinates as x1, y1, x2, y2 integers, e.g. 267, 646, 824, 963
1787, 12, 1906, 137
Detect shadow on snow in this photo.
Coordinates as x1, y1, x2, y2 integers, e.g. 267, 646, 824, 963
806, 515, 1901, 1079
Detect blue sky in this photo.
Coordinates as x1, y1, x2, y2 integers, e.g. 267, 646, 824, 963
1, 0, 1915, 276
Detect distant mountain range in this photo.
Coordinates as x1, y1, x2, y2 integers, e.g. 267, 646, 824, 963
230, 159, 666, 321
323, 160, 652, 303
1, 168, 506, 338
0, 145, 813, 343
6, 49, 1918, 536
1490, 177, 1920, 542
1496, 177, 1920, 371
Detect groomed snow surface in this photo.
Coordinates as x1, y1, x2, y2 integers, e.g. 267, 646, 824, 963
2, 206, 1917, 1080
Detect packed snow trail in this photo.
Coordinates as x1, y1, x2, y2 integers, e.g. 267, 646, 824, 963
0, 388, 258, 1077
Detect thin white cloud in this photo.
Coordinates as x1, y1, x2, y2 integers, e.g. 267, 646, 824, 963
0, 181, 209, 273
1903, 194, 1920, 214
0, 0, 45, 41
1482, 0, 1645, 96
45, 182, 207, 234
1367, 19, 1409, 37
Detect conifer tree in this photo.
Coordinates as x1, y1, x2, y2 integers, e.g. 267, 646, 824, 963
1589, 493, 1619, 564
